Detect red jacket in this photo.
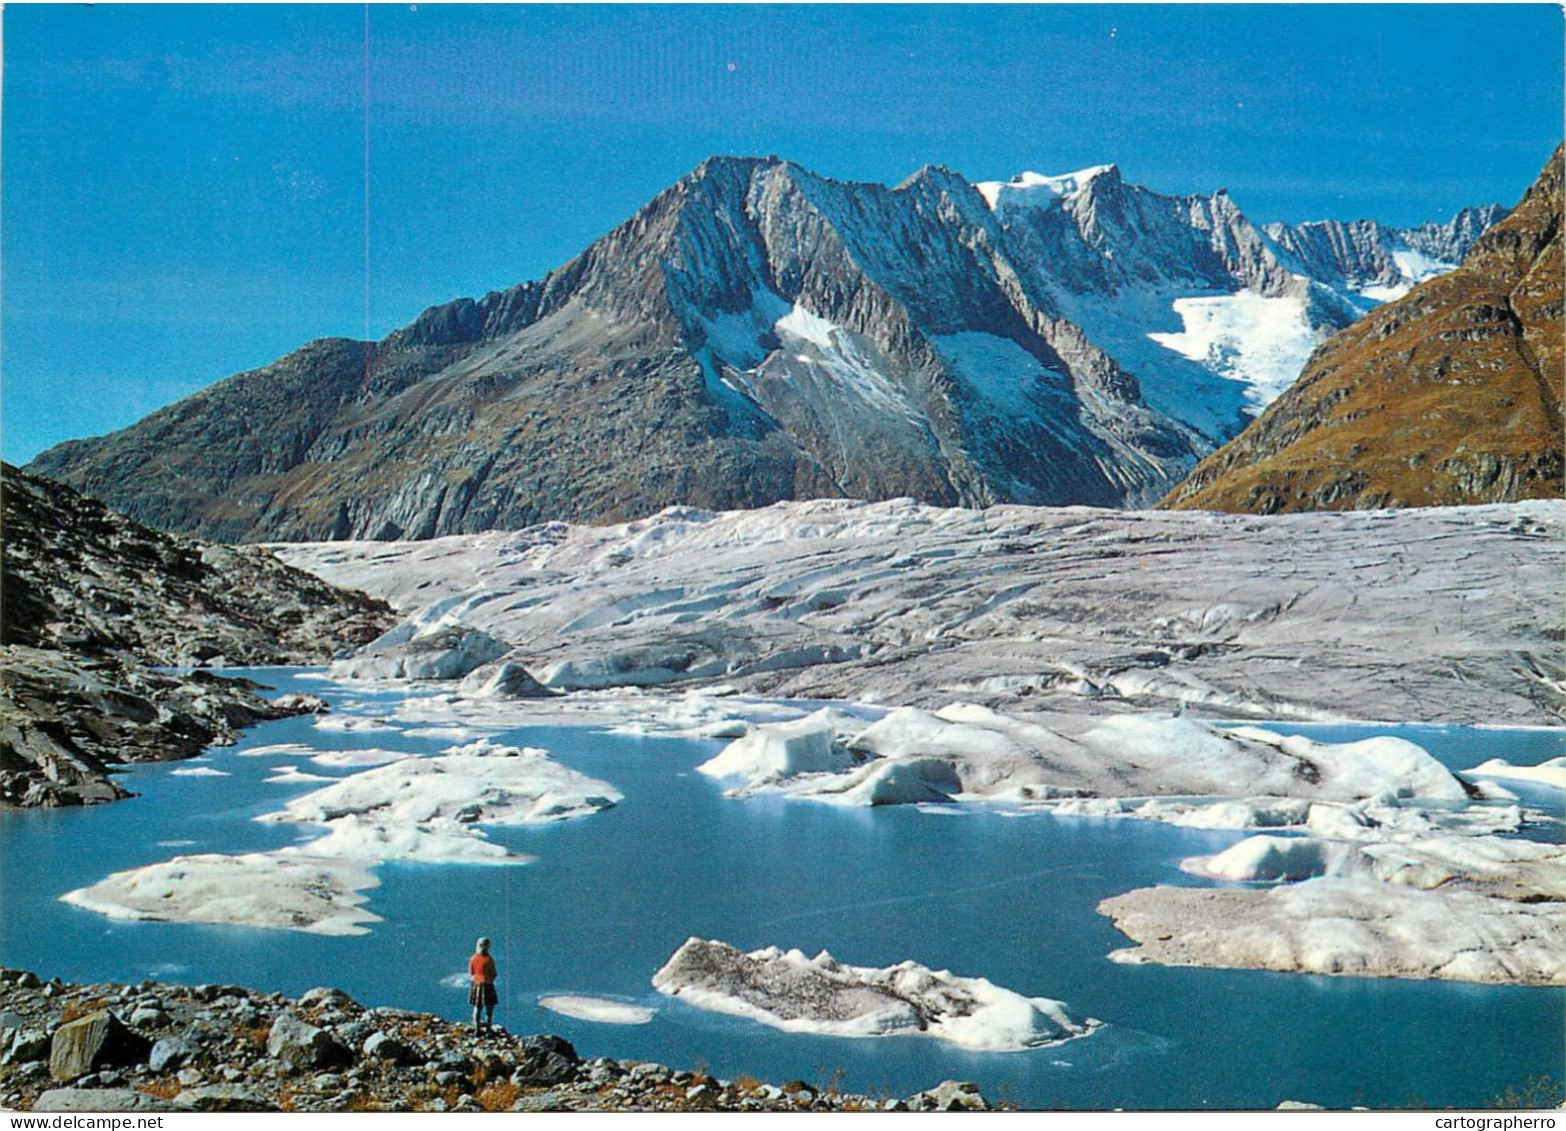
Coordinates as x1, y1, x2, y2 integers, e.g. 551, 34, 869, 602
469, 953, 496, 984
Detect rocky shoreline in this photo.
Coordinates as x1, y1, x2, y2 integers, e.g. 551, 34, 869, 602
0, 463, 396, 808
0, 968, 996, 1113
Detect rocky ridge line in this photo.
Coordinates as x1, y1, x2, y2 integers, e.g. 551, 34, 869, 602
0, 970, 994, 1113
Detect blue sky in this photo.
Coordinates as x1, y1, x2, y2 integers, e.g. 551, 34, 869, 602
4, 3, 1562, 464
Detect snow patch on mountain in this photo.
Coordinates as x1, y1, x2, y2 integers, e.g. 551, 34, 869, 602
1390, 245, 1455, 284
1146, 289, 1329, 414
974, 166, 1116, 214
769, 306, 921, 421
930, 332, 1065, 417
1049, 288, 1253, 442
693, 289, 924, 426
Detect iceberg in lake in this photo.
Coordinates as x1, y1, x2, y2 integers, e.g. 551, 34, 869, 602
60, 740, 619, 935
267, 739, 621, 830
695, 708, 860, 782
62, 851, 382, 937
538, 995, 655, 1025
1104, 833, 1566, 984
699, 703, 1475, 819
652, 937, 1098, 1051
1100, 878, 1566, 986
1461, 756, 1566, 790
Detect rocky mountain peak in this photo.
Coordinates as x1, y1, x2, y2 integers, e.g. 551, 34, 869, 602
24, 151, 1512, 541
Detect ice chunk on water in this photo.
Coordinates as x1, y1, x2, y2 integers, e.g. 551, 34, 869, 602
62, 740, 616, 935
696, 709, 858, 782
652, 937, 1098, 1051
1462, 757, 1566, 791
537, 995, 654, 1025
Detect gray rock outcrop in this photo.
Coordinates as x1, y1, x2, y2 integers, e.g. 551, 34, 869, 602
0, 464, 397, 807
266, 1012, 352, 1071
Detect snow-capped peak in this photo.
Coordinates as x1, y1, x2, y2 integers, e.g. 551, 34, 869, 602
975, 165, 1117, 211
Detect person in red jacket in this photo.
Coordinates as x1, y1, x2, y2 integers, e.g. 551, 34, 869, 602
469, 936, 497, 1033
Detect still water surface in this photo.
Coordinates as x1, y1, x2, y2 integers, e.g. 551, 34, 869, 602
1, 671, 1561, 1109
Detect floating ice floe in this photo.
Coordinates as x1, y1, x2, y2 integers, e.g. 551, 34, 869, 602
652, 938, 1098, 1051
240, 743, 317, 758
61, 851, 382, 937
1462, 757, 1566, 791
1193, 834, 1348, 883
1186, 832, 1566, 899
170, 766, 230, 778
1100, 878, 1566, 986
265, 766, 334, 785
309, 749, 412, 769
538, 996, 655, 1025
695, 708, 861, 782
61, 740, 617, 935
1099, 831, 1566, 985
698, 704, 1474, 818
313, 716, 401, 733
401, 725, 492, 741
269, 739, 621, 829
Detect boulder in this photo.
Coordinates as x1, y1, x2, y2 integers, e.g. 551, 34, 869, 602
297, 986, 358, 1010
914, 1080, 989, 1112
512, 1034, 581, 1086
265, 1011, 352, 1070
0, 1008, 29, 1031
129, 1006, 169, 1028
4, 1028, 51, 1065
48, 1012, 152, 1081
34, 1087, 174, 1112
148, 1036, 194, 1073
173, 1084, 279, 1112
191, 983, 250, 1002
362, 1030, 418, 1065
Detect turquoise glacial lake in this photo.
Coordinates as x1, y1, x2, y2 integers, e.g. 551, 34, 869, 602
1, 670, 1561, 1110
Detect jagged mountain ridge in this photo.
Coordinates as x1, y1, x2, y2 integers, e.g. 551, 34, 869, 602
28, 156, 1502, 542
1162, 146, 1562, 513
1263, 205, 1509, 304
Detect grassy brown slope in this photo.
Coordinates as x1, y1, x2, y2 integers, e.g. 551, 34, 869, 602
1162, 146, 1562, 514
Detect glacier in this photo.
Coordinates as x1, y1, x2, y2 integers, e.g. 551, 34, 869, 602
261, 496, 1563, 987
